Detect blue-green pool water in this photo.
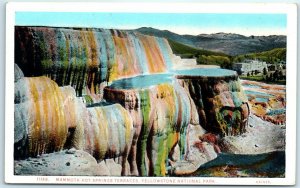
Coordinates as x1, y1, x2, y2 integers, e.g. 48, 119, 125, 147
109, 73, 174, 89
267, 109, 286, 115
109, 68, 237, 90
245, 90, 273, 97
243, 84, 261, 89
174, 68, 236, 77
255, 97, 269, 103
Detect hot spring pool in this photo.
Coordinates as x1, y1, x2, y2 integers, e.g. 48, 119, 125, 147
254, 97, 269, 103
174, 68, 237, 77
109, 68, 238, 90
109, 73, 174, 89
243, 84, 261, 89
245, 90, 273, 97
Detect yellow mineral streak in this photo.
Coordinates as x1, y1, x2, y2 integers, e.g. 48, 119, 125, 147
120, 105, 133, 145
26, 77, 68, 156
95, 107, 109, 159
156, 84, 176, 122
85, 104, 133, 161
28, 79, 41, 155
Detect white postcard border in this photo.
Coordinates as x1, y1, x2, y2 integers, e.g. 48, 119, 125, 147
5, 2, 297, 185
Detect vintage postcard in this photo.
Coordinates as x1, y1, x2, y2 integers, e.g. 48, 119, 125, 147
5, 2, 297, 185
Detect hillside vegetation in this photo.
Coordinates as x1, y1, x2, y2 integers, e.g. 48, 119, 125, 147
234, 48, 286, 64
168, 39, 233, 68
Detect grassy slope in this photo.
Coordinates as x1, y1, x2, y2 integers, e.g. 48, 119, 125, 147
253, 48, 286, 60
234, 48, 286, 63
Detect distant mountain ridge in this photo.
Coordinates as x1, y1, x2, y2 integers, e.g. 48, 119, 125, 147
135, 27, 286, 56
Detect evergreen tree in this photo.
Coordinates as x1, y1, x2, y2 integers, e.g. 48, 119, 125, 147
273, 70, 279, 81
263, 67, 267, 75
278, 70, 284, 80
270, 73, 273, 81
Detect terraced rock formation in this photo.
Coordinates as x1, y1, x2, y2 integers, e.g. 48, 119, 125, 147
14, 26, 250, 176
15, 26, 175, 100
175, 69, 249, 136
103, 74, 204, 176
242, 80, 286, 125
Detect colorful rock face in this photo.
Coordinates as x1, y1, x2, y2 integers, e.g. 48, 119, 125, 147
175, 68, 250, 136
14, 26, 251, 177
14, 76, 71, 158
84, 104, 134, 175
14, 75, 135, 169
103, 74, 199, 176
15, 26, 174, 98
242, 80, 286, 125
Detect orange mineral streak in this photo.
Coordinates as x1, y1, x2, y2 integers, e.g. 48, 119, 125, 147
251, 102, 267, 116
114, 36, 130, 77
88, 33, 99, 91
113, 36, 139, 79
82, 30, 100, 95
27, 77, 68, 156
86, 30, 99, 69
139, 35, 166, 73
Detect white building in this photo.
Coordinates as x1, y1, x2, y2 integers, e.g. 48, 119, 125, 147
232, 59, 268, 75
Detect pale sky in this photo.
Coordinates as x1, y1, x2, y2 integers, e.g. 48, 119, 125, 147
15, 12, 287, 36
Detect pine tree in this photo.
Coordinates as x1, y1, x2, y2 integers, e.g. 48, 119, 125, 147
263, 67, 267, 75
